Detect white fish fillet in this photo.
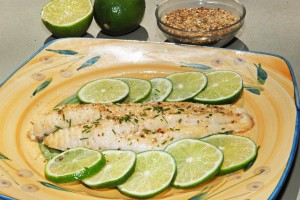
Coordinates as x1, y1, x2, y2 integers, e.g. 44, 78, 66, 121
29, 102, 254, 152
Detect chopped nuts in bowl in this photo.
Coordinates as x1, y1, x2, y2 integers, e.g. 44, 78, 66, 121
155, 0, 246, 47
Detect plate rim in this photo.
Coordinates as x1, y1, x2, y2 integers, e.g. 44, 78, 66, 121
0, 38, 299, 200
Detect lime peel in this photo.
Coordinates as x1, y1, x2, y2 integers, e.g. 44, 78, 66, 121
45, 147, 105, 183
41, 0, 93, 38
82, 150, 136, 188
117, 78, 152, 103
201, 134, 257, 175
166, 72, 207, 102
193, 70, 243, 104
143, 77, 173, 102
77, 78, 130, 104
117, 150, 176, 199
165, 139, 223, 188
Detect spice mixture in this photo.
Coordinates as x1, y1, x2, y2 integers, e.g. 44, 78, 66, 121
164, 7, 237, 32
161, 7, 240, 45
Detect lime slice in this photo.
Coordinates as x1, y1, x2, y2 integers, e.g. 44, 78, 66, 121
143, 78, 173, 102
201, 134, 257, 175
41, 0, 93, 38
165, 139, 223, 188
117, 78, 152, 103
165, 72, 207, 102
193, 70, 243, 104
45, 147, 105, 183
118, 150, 176, 199
82, 150, 136, 188
77, 78, 129, 104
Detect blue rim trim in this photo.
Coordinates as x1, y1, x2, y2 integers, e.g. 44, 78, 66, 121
0, 38, 299, 200
0, 194, 16, 200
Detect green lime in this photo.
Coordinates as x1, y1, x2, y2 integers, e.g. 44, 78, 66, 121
45, 147, 105, 183
165, 139, 223, 188
193, 70, 243, 104
201, 134, 257, 175
82, 150, 136, 188
77, 78, 129, 104
118, 150, 176, 199
143, 78, 173, 102
117, 78, 151, 103
41, 0, 93, 38
94, 0, 146, 36
165, 72, 207, 102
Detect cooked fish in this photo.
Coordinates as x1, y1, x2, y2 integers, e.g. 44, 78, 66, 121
30, 102, 254, 152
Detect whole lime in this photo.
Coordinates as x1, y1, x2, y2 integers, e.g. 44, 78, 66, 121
94, 0, 146, 36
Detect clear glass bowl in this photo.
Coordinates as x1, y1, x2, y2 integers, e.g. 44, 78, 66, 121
155, 0, 246, 47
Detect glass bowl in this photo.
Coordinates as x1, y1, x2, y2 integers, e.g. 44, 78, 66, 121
155, 0, 246, 47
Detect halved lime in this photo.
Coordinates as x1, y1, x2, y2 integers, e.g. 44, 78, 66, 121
165, 139, 223, 188
201, 134, 257, 175
41, 0, 93, 38
193, 70, 243, 104
143, 78, 173, 102
118, 150, 176, 199
117, 78, 152, 103
165, 72, 207, 102
77, 78, 129, 104
45, 147, 105, 183
82, 150, 136, 188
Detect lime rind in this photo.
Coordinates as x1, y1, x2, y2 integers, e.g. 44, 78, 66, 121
193, 70, 243, 104
82, 150, 136, 188
201, 134, 257, 175
41, 0, 93, 37
165, 139, 223, 188
45, 147, 105, 183
143, 77, 173, 102
117, 150, 176, 199
93, 0, 145, 36
77, 78, 130, 104
165, 72, 207, 102
117, 78, 152, 103
41, 0, 93, 26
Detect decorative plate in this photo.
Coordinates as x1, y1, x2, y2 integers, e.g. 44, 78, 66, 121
0, 38, 299, 200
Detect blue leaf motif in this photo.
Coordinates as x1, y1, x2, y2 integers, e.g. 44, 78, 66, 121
255, 63, 268, 85
189, 192, 208, 200
39, 181, 69, 192
0, 152, 10, 160
46, 49, 78, 55
32, 77, 52, 96
77, 56, 100, 70
181, 62, 213, 70
244, 86, 261, 95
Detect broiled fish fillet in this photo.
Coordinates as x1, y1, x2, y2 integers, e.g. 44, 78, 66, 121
32, 102, 254, 152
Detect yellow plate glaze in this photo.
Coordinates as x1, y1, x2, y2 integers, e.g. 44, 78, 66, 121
0, 38, 299, 200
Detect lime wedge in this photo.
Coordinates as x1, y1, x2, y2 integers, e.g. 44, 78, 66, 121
77, 78, 129, 104
201, 134, 257, 175
193, 70, 243, 104
117, 78, 152, 103
165, 72, 207, 102
41, 0, 93, 38
82, 150, 136, 188
143, 78, 173, 102
118, 150, 176, 199
165, 139, 223, 188
45, 147, 105, 183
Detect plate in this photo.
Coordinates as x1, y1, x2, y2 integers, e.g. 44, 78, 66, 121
0, 38, 299, 200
